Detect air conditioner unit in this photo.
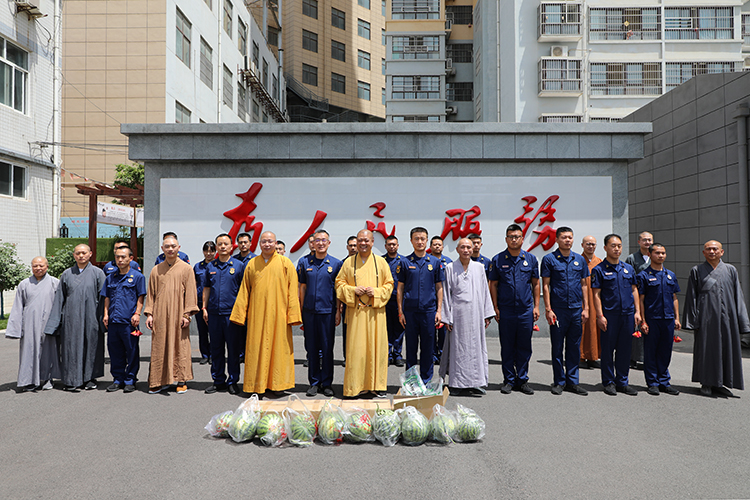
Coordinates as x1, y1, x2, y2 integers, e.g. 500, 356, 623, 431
550, 45, 568, 57
745, 56, 750, 70
446, 58, 453, 69
446, 106, 457, 115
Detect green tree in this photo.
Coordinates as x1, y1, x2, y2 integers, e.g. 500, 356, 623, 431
47, 244, 76, 279
0, 242, 31, 318
114, 162, 145, 191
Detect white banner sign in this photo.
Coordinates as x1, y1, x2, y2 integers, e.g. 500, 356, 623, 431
97, 201, 134, 227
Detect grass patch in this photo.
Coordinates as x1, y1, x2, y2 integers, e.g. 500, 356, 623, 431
0, 317, 8, 330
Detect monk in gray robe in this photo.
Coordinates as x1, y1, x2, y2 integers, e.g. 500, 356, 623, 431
6, 257, 60, 391
440, 238, 495, 396
683, 240, 750, 397
44, 244, 106, 391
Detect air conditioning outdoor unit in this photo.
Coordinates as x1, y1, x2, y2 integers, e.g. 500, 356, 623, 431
446, 106, 457, 115
744, 56, 750, 70
550, 45, 568, 57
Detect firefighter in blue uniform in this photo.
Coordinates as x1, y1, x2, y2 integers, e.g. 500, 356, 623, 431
296, 235, 316, 367
430, 235, 451, 364
103, 241, 141, 275
541, 227, 590, 396
299, 230, 342, 397
232, 232, 257, 264
637, 243, 681, 396
397, 227, 445, 384
202, 233, 246, 395
489, 224, 540, 395
101, 246, 147, 393
468, 233, 491, 279
383, 235, 405, 366
194, 241, 216, 365
591, 233, 642, 396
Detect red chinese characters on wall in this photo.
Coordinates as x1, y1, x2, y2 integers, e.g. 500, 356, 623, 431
222, 183, 264, 253
366, 202, 396, 239
440, 205, 482, 241
513, 195, 560, 251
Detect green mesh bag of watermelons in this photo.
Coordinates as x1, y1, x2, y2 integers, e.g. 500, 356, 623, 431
399, 406, 430, 446
282, 395, 317, 447
454, 403, 485, 443
228, 394, 262, 443
205, 410, 234, 438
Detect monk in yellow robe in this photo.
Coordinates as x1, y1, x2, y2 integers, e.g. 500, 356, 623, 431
580, 235, 602, 368
231, 231, 302, 395
335, 229, 393, 397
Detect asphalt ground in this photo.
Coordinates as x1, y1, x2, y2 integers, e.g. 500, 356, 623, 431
1, 328, 750, 500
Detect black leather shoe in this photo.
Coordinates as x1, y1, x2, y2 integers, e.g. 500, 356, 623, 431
106, 383, 122, 392
700, 385, 712, 397
228, 384, 240, 395
616, 385, 637, 396
306, 385, 318, 397
469, 387, 486, 396
660, 385, 679, 396
204, 384, 227, 394
714, 386, 734, 397
647, 386, 660, 396
518, 383, 534, 395
500, 383, 513, 394
603, 384, 616, 396
322, 386, 334, 397
565, 384, 588, 396
551, 384, 564, 395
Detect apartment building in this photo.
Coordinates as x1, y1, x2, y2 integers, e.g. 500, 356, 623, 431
61, 0, 284, 220
1, 0, 59, 309
283, 0, 386, 121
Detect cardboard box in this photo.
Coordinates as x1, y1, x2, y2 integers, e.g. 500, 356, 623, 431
253, 397, 393, 419
392, 387, 450, 418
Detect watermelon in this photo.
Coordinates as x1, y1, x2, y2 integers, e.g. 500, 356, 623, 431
289, 413, 317, 447
205, 410, 234, 438
256, 412, 287, 447
343, 410, 373, 443
400, 407, 429, 446
317, 414, 344, 444
372, 408, 401, 447
228, 410, 260, 443
455, 403, 485, 442
430, 411, 457, 444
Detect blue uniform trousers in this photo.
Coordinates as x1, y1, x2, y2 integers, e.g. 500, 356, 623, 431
404, 310, 435, 383
434, 324, 446, 364
195, 312, 210, 360
550, 307, 583, 386
386, 302, 404, 361
107, 323, 140, 385
498, 307, 534, 386
302, 310, 335, 387
600, 313, 634, 387
208, 314, 242, 385
643, 318, 674, 387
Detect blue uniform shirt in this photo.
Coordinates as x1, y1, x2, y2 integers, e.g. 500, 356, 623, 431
233, 251, 256, 265
472, 254, 491, 277
103, 259, 140, 275
591, 260, 637, 315
489, 250, 539, 310
100, 269, 147, 325
155, 251, 190, 265
204, 257, 245, 315
298, 254, 342, 314
540, 249, 589, 310
194, 260, 210, 303
383, 253, 405, 299
396, 253, 445, 312
637, 266, 680, 320
436, 254, 453, 267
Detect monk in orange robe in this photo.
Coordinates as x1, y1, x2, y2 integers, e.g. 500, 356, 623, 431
580, 235, 602, 368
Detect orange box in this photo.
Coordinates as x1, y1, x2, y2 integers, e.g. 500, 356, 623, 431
392, 388, 450, 418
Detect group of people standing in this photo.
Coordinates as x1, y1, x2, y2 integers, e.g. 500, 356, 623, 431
6, 225, 749, 399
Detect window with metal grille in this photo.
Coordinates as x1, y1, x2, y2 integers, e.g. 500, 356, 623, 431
200, 38, 212, 89
303, 0, 318, 19
273, 75, 278, 100
358, 50, 371, 70
176, 8, 191, 68
589, 116, 620, 123
391, 76, 440, 99
0, 162, 26, 198
538, 2, 582, 36
666, 62, 738, 89
175, 101, 191, 123
302, 64, 318, 86
446, 82, 473, 101
331, 40, 346, 61
332, 8, 345, 29
252, 42, 259, 70
223, 65, 233, 108
268, 26, 279, 47
742, 14, 750, 44
392, 36, 440, 59
223, 0, 233, 36
358, 81, 371, 100
539, 58, 582, 92
238, 20, 247, 55
392, 115, 440, 121
303, 30, 318, 52
0, 37, 28, 113
446, 5, 472, 24
589, 62, 661, 96
589, 7, 660, 40
262, 59, 268, 88
392, 0, 440, 20
358, 19, 371, 39
238, 84, 247, 122
446, 43, 472, 63
664, 7, 733, 40
332, 72, 346, 93
538, 115, 582, 123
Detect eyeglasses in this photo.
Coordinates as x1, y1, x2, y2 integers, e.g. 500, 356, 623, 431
313, 239, 329, 243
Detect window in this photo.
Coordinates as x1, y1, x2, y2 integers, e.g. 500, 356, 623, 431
382, 87, 386, 105
268, 26, 279, 47
332, 8, 345, 29
382, 29, 386, 45
382, 0, 386, 16
0, 37, 28, 113
392, 0, 440, 20
303, 0, 318, 19
252, 42, 259, 70
302, 30, 318, 52
446, 5, 472, 25
358, 81, 371, 100
272, 75, 278, 100
358, 19, 371, 39
175, 101, 191, 123
391, 76, 440, 99
392, 116, 440, 122
447, 43, 472, 63
392, 36, 440, 59
223, 0, 233, 36
302, 63, 318, 86
0, 163, 25, 198
262, 59, 268, 88
744, 14, 750, 44
262, 111, 268, 123
175, 8, 191, 67
223, 65, 233, 108
589, 62, 661, 96
358, 0, 370, 8
538, 3, 582, 36
665, 7, 733, 40
200, 38, 213, 89
331, 40, 346, 61
238, 19, 247, 55
589, 116, 620, 123
331, 72, 346, 93
589, 8, 660, 41
238, 84, 247, 122
204, 0, 212, 9
252, 100, 260, 119
382, 58, 386, 75
539, 58, 582, 92
539, 115, 582, 123
358, 50, 371, 70
446, 82, 473, 101
666, 62, 738, 90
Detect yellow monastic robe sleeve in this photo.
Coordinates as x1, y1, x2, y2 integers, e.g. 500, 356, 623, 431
335, 258, 358, 307
230, 263, 252, 325
370, 256, 393, 309
284, 258, 303, 325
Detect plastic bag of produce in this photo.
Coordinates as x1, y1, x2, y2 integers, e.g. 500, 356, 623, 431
399, 365, 427, 395
454, 403, 485, 442
316, 399, 346, 445
205, 410, 233, 438
228, 394, 262, 443
342, 406, 374, 443
372, 406, 401, 447
256, 410, 287, 447
399, 406, 430, 446
429, 404, 458, 444
283, 395, 317, 447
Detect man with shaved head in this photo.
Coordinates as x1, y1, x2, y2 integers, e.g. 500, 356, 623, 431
45, 244, 106, 391
6, 257, 60, 391
683, 240, 750, 397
